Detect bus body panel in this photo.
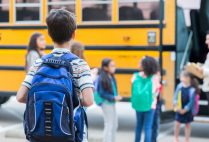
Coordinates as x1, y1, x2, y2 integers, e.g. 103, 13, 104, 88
0, 0, 176, 111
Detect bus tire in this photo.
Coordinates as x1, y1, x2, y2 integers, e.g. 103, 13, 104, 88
0, 96, 10, 105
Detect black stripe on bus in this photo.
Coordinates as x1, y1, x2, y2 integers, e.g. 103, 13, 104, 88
0, 65, 137, 74
85, 45, 175, 51
0, 46, 53, 50
115, 69, 138, 74
0, 45, 175, 51
0, 66, 24, 71
78, 24, 165, 29
0, 66, 166, 75
0, 91, 16, 96
0, 24, 164, 30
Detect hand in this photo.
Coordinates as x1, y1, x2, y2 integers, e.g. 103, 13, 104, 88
173, 105, 178, 112
115, 96, 123, 101
198, 67, 203, 74
179, 109, 187, 115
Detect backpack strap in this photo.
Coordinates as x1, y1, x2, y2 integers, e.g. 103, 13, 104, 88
42, 52, 80, 109
61, 53, 81, 108
60, 53, 79, 75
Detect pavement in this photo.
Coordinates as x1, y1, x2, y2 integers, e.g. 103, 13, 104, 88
0, 97, 208, 142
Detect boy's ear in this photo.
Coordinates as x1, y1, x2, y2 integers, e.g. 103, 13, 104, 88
72, 32, 75, 39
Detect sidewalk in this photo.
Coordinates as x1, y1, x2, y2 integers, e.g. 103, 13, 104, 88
0, 102, 208, 142
1, 126, 209, 142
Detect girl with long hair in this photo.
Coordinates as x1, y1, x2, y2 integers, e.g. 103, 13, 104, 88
25, 33, 46, 72
96, 58, 122, 142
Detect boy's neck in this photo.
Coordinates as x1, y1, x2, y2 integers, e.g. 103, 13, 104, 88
54, 41, 71, 49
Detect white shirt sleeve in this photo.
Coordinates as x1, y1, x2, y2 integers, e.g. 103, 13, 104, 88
71, 59, 94, 92
22, 58, 42, 89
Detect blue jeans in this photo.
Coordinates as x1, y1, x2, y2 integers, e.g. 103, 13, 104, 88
152, 106, 161, 142
135, 110, 154, 142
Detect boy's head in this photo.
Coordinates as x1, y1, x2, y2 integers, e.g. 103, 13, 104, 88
46, 9, 77, 45
70, 41, 85, 59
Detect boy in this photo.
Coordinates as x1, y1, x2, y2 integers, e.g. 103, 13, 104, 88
16, 9, 94, 107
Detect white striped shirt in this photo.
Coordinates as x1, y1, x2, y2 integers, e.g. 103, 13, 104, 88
22, 48, 94, 92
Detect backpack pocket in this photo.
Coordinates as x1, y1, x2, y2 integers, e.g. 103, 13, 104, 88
27, 91, 74, 141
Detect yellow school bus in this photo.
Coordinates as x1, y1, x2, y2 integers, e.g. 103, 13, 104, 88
0, 0, 175, 112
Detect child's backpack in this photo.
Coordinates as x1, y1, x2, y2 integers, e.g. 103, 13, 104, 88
192, 93, 200, 116
93, 77, 104, 106
131, 73, 153, 111
174, 84, 199, 116
24, 53, 87, 142
188, 88, 199, 116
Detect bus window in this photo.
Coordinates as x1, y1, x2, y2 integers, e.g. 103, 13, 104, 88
47, 0, 75, 14
15, 0, 41, 23
82, 0, 112, 22
0, 0, 9, 23
118, 0, 160, 21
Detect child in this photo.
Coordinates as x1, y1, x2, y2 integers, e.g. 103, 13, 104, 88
70, 40, 85, 59
96, 58, 122, 142
131, 56, 160, 142
173, 70, 199, 142
16, 9, 94, 142
152, 72, 163, 142
25, 33, 46, 72
17, 9, 93, 106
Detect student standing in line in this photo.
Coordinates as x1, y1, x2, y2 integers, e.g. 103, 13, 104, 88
96, 58, 122, 142
25, 33, 46, 72
173, 70, 199, 142
16, 9, 94, 142
152, 72, 162, 142
131, 56, 160, 142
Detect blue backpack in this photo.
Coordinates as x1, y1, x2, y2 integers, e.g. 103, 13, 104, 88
24, 53, 88, 142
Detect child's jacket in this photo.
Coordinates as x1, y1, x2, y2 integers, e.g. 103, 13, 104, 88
173, 83, 195, 112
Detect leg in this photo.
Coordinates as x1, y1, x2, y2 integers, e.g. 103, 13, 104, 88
152, 108, 160, 142
185, 123, 191, 142
144, 110, 154, 142
102, 104, 115, 142
135, 111, 144, 142
111, 104, 118, 142
174, 121, 181, 142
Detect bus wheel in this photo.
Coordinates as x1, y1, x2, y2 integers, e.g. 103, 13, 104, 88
0, 97, 10, 105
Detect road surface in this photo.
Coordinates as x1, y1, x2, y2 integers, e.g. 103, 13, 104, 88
0, 97, 208, 142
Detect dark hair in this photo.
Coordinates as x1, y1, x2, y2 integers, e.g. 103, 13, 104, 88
141, 56, 159, 76
28, 32, 42, 54
46, 9, 77, 44
181, 70, 200, 94
70, 41, 85, 59
99, 58, 114, 93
